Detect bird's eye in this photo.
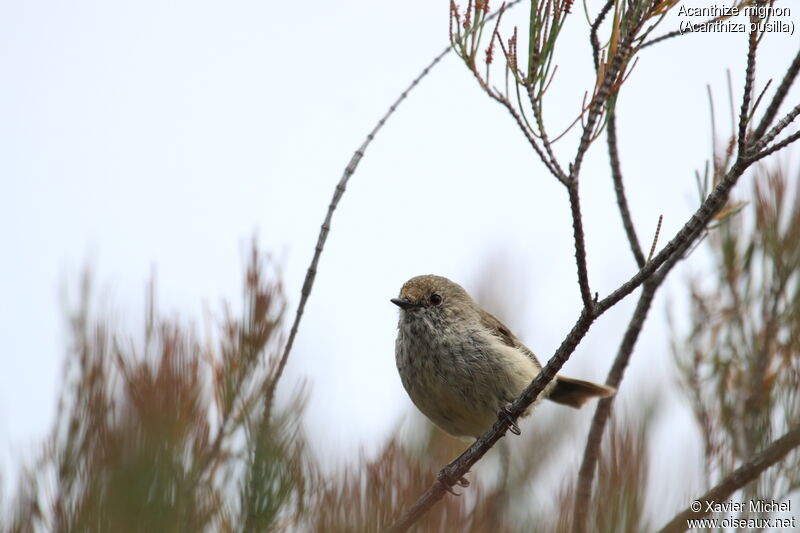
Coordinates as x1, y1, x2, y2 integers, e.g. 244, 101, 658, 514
430, 293, 443, 306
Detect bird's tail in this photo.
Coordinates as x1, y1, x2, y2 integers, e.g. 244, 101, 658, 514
547, 376, 615, 408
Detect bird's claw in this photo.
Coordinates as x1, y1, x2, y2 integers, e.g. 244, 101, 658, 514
437, 469, 470, 496
499, 403, 521, 435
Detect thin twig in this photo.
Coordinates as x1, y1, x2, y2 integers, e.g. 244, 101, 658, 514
528, 84, 569, 180
707, 85, 719, 164
486, 86, 568, 183
263, 44, 452, 419
736, 21, 759, 157
749, 78, 772, 124
640, 28, 683, 49
750, 129, 800, 164
571, 61, 665, 531
607, 110, 646, 267
597, 158, 747, 314
656, 425, 800, 533
265, 0, 529, 422
647, 214, 663, 262
752, 48, 800, 140
462, 1, 568, 182
590, 0, 615, 71
475, 33, 567, 181
569, 181, 595, 310
752, 101, 800, 154
570, 21, 638, 182
566, 19, 641, 312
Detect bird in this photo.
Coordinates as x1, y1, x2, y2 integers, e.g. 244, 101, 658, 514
392, 274, 614, 440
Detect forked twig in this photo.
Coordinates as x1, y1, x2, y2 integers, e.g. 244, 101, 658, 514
750, 129, 800, 163
753, 48, 800, 140
752, 102, 800, 154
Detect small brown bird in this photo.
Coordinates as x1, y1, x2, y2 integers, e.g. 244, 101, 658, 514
392, 274, 614, 439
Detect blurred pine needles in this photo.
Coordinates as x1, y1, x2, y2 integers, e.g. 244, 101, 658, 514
674, 168, 800, 517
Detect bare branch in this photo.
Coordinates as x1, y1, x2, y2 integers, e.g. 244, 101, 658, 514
647, 214, 663, 263
569, 69, 668, 528
263, 45, 452, 418
608, 110, 646, 267
640, 28, 684, 49
570, 20, 639, 182
569, 181, 595, 310
598, 156, 748, 314
752, 101, 800, 153
572, 279, 659, 533
386, 148, 759, 532
572, 206, 705, 533
528, 84, 569, 180
736, 22, 759, 157
590, 0, 615, 71
749, 128, 800, 163
656, 425, 800, 533
752, 47, 800, 140
564, 12, 647, 312
485, 87, 569, 184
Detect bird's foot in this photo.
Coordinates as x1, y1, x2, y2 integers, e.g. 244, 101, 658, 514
437, 469, 470, 495
499, 403, 521, 435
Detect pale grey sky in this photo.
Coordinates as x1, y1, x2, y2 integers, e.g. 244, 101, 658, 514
1, 0, 797, 519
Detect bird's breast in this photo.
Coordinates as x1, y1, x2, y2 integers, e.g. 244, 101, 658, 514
394, 317, 536, 438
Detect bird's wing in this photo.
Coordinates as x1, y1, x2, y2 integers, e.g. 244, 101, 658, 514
478, 308, 542, 368
478, 308, 516, 347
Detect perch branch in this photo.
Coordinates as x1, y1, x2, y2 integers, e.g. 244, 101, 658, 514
386, 146, 760, 532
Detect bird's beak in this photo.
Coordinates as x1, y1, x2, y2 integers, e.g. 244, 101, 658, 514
391, 297, 420, 310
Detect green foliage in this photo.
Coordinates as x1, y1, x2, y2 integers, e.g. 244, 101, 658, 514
448, 0, 686, 150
